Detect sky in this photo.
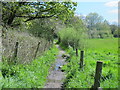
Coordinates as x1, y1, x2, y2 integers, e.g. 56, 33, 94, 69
75, 1, 119, 24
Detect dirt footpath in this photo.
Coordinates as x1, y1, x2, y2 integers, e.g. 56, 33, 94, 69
44, 45, 67, 88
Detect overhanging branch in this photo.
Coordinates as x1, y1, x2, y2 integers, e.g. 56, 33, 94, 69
24, 14, 56, 22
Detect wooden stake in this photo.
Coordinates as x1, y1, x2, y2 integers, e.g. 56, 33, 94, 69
80, 51, 84, 68
34, 41, 40, 59
13, 42, 19, 63
76, 48, 78, 56
93, 61, 103, 89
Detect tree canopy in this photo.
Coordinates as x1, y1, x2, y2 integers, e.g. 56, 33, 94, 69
2, 2, 77, 26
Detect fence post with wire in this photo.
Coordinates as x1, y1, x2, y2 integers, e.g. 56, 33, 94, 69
92, 61, 103, 89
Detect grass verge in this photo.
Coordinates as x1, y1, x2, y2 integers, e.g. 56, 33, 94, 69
0, 45, 58, 88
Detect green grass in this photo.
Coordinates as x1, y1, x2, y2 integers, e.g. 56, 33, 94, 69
86, 38, 118, 51
62, 38, 118, 88
0, 45, 58, 88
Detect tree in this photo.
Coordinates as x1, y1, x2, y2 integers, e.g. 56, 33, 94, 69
96, 20, 112, 38
110, 24, 119, 37
58, 16, 87, 50
28, 18, 56, 42
85, 13, 103, 30
85, 13, 113, 38
2, 2, 77, 26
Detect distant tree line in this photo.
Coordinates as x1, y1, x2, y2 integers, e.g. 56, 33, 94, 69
110, 24, 119, 38
80, 13, 119, 38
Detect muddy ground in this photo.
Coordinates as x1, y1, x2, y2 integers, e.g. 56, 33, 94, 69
44, 45, 67, 88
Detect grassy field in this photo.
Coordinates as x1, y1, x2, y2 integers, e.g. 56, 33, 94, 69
86, 38, 118, 51
62, 38, 118, 88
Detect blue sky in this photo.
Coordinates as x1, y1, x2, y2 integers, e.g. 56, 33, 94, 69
75, 1, 118, 24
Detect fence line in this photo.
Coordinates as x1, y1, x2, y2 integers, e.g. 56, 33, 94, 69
79, 50, 103, 89
7, 40, 52, 64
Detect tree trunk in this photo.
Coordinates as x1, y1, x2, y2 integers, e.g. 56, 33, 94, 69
7, 2, 23, 25
7, 11, 16, 25
58, 37, 61, 44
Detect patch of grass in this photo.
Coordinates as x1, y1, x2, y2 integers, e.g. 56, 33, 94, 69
86, 38, 118, 51
62, 38, 118, 88
1, 45, 58, 88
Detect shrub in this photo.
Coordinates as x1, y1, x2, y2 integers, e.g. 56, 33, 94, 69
58, 27, 87, 50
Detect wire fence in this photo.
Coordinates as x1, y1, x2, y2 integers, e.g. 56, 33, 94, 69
2, 28, 52, 64
78, 50, 117, 89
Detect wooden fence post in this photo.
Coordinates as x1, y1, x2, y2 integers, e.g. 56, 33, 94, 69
80, 51, 84, 68
13, 42, 19, 63
34, 41, 40, 59
93, 61, 103, 89
76, 48, 78, 56
58, 37, 61, 44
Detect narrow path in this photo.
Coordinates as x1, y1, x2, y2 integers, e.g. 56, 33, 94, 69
44, 45, 67, 88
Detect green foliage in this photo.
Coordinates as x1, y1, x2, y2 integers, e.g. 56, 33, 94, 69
59, 27, 77, 47
1, 45, 58, 88
110, 25, 120, 38
59, 27, 86, 49
85, 13, 112, 38
85, 13, 103, 28
62, 38, 118, 88
96, 21, 112, 38
2, 2, 77, 26
28, 19, 55, 41
58, 17, 87, 49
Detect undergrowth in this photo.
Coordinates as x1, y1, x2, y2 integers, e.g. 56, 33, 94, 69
0, 45, 58, 88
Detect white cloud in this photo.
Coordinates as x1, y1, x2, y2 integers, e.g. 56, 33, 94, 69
105, 1, 118, 7
75, 14, 86, 17
108, 19, 118, 24
108, 9, 118, 13
75, 14, 81, 17
108, 9, 120, 14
